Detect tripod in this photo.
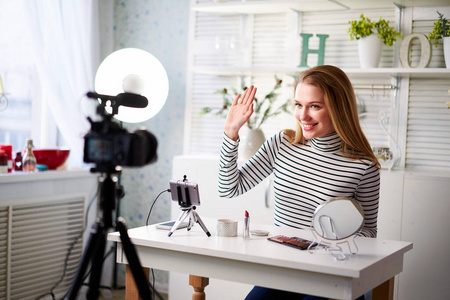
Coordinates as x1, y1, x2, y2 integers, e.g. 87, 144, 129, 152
64, 168, 153, 300
168, 176, 210, 237
168, 205, 211, 237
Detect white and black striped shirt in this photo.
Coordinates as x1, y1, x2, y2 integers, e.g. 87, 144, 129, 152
218, 131, 380, 238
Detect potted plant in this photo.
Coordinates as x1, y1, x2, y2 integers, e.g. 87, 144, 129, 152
428, 11, 450, 68
200, 76, 291, 158
348, 14, 401, 68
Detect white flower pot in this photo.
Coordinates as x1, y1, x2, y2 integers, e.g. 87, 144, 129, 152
238, 128, 265, 160
358, 35, 383, 68
443, 36, 450, 69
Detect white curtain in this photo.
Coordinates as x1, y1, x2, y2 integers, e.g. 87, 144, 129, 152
21, 0, 100, 165
19, 1, 119, 294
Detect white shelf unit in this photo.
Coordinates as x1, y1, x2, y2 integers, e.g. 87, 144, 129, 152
185, 1, 450, 170
178, 2, 450, 300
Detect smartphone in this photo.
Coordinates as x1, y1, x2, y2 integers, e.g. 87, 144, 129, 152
156, 221, 189, 230
169, 179, 201, 207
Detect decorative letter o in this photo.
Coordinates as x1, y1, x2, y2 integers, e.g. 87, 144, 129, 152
399, 33, 431, 68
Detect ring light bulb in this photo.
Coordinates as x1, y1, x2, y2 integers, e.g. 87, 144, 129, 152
95, 48, 169, 123
122, 74, 145, 95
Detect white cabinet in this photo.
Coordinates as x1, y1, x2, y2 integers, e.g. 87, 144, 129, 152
397, 173, 450, 300
0, 170, 98, 300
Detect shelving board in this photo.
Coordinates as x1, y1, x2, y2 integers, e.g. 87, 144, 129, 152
193, 66, 450, 79
192, 0, 449, 15
192, 0, 347, 14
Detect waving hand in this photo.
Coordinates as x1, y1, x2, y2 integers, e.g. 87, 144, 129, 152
224, 85, 257, 141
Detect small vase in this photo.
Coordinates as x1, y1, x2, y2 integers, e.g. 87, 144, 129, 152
238, 128, 266, 160
443, 36, 450, 69
358, 35, 383, 68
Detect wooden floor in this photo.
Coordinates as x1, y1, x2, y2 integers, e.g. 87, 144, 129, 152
98, 288, 169, 300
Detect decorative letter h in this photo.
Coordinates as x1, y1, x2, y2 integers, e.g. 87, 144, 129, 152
298, 33, 329, 67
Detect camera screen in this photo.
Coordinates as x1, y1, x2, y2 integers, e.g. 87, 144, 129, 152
87, 138, 113, 162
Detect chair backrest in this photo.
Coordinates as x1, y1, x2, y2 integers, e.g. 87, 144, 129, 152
312, 197, 364, 240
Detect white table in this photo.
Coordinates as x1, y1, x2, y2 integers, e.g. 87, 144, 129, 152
108, 217, 412, 300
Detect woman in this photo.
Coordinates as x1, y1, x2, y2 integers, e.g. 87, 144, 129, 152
218, 65, 380, 300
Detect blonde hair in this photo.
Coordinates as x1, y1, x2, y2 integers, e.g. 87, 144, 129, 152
285, 65, 380, 168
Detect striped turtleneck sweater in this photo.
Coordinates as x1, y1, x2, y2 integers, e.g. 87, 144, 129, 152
218, 131, 380, 238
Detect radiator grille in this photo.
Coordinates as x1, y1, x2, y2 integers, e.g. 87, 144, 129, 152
0, 207, 8, 299
8, 198, 84, 300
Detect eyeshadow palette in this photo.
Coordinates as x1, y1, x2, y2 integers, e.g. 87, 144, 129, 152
268, 235, 317, 250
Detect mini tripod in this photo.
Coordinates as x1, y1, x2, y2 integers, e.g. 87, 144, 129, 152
168, 176, 211, 237
64, 168, 153, 299
168, 205, 211, 237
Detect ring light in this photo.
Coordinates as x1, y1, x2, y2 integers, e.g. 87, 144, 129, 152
95, 48, 169, 123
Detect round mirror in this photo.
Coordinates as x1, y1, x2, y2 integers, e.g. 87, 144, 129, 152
312, 197, 364, 240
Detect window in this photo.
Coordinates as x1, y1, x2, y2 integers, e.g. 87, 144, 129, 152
0, 2, 58, 155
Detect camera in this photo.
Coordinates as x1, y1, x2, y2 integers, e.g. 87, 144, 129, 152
83, 92, 158, 170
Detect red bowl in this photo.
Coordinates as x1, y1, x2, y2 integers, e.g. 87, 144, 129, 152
33, 149, 70, 170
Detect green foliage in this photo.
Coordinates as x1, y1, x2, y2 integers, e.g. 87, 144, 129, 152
348, 14, 375, 40
348, 14, 401, 46
199, 76, 291, 130
428, 11, 450, 47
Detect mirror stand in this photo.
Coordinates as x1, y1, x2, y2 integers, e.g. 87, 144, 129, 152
308, 197, 364, 261
307, 227, 360, 261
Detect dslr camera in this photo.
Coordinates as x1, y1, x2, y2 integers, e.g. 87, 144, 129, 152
83, 92, 158, 170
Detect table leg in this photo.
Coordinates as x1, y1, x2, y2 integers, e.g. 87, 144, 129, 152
327, 276, 394, 300
125, 265, 150, 300
372, 277, 395, 300
189, 275, 209, 300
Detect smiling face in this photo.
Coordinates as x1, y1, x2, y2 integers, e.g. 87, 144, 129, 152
294, 82, 335, 140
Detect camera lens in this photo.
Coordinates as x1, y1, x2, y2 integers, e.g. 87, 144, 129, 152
129, 130, 158, 166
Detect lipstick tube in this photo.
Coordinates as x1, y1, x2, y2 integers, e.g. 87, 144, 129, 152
243, 210, 250, 239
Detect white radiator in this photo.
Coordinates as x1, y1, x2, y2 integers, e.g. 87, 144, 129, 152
0, 197, 85, 300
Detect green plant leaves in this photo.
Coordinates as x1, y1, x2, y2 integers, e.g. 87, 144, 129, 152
428, 11, 450, 47
348, 14, 401, 46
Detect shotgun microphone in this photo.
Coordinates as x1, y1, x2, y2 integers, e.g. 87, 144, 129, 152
86, 92, 148, 108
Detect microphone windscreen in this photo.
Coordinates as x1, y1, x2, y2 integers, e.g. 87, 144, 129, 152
116, 93, 148, 108
86, 92, 105, 100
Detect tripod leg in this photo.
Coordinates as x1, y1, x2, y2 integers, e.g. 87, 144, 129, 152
64, 223, 103, 300
192, 211, 211, 237
168, 209, 190, 237
126, 265, 150, 299
116, 218, 153, 299
86, 228, 107, 300
187, 209, 195, 231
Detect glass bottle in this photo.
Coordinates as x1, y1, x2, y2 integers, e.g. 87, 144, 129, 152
14, 151, 23, 171
22, 139, 36, 172
0, 150, 7, 173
